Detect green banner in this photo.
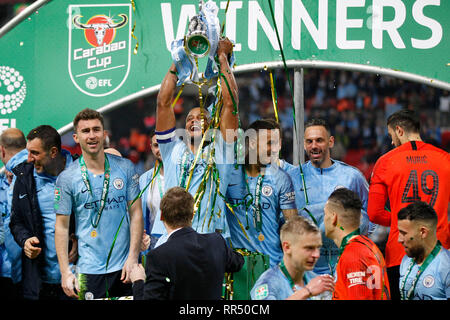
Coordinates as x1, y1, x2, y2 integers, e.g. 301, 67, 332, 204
0, 0, 448, 136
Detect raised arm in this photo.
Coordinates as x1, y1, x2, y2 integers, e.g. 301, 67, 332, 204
156, 64, 178, 133
217, 38, 239, 141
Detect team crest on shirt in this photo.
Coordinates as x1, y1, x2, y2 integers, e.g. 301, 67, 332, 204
85, 292, 94, 300
423, 275, 434, 288
254, 284, 269, 300
54, 187, 61, 201
113, 178, 124, 190
262, 185, 273, 197
54, 187, 61, 210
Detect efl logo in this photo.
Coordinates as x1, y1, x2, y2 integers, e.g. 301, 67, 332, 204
68, 4, 131, 97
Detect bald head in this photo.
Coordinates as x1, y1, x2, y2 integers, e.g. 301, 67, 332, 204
0, 128, 26, 150
0, 128, 26, 164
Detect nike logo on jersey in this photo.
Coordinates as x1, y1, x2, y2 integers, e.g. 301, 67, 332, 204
19, 194, 27, 199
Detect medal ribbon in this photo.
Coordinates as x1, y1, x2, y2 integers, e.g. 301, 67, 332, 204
244, 168, 264, 233
400, 241, 442, 300
279, 260, 307, 292
329, 228, 361, 276
327, 228, 360, 277
79, 155, 111, 229
338, 228, 360, 256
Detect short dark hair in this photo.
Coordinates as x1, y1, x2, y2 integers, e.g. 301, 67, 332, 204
73, 108, 104, 131
245, 119, 280, 154
387, 109, 420, 133
397, 201, 437, 227
305, 118, 331, 134
262, 118, 282, 139
247, 119, 279, 131
160, 187, 194, 228
26, 125, 61, 152
327, 188, 362, 226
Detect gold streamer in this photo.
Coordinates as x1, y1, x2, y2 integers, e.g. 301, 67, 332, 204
190, 67, 247, 241
185, 128, 210, 190
171, 84, 185, 109
193, 166, 210, 217
225, 202, 249, 240
130, 0, 139, 54
205, 170, 215, 229
269, 70, 279, 123
148, 159, 160, 213
185, 74, 222, 191
220, 0, 231, 36
199, 165, 215, 230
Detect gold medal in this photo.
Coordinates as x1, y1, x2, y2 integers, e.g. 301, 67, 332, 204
91, 229, 98, 238
258, 233, 265, 241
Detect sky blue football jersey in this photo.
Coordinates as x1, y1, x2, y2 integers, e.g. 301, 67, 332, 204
55, 153, 140, 274
286, 160, 371, 275
399, 246, 450, 300
225, 164, 296, 267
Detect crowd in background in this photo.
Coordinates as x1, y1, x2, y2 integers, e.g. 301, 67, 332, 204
75, 69, 449, 180
2, 1, 449, 180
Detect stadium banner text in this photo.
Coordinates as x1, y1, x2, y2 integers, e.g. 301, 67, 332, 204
0, 0, 448, 140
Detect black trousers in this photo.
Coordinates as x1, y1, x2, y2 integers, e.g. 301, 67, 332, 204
387, 265, 400, 300
39, 282, 72, 300
0, 277, 22, 300
78, 270, 132, 300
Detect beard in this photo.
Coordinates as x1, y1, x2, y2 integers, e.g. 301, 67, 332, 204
407, 245, 426, 263
307, 148, 328, 167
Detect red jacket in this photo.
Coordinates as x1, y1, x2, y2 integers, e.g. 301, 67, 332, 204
368, 141, 450, 267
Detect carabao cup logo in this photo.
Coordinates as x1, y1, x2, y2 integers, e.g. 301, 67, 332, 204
68, 4, 131, 97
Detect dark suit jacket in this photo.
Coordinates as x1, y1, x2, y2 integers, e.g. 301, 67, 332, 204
133, 227, 244, 300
